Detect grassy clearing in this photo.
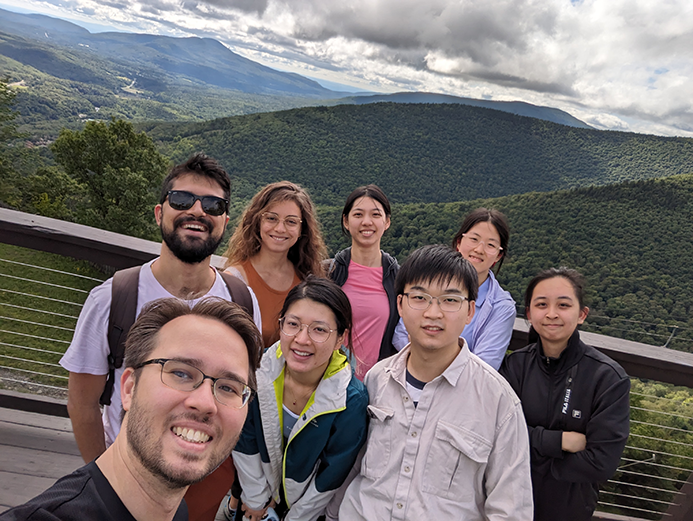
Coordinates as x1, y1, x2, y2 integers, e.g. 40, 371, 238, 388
0, 244, 106, 392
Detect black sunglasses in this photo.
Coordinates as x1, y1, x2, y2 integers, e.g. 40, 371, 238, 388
166, 190, 229, 216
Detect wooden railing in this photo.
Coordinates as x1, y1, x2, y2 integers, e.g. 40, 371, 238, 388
1, 207, 692, 520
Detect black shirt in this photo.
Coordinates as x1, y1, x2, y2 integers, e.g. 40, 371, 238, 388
0, 461, 188, 521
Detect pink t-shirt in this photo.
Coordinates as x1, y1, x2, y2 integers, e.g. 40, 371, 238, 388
342, 260, 390, 380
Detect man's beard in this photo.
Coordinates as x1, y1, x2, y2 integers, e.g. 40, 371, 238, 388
125, 392, 237, 490
161, 215, 223, 264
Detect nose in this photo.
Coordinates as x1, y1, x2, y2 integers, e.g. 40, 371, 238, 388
546, 305, 559, 319
188, 198, 206, 216
295, 324, 312, 343
185, 378, 218, 415
423, 298, 444, 318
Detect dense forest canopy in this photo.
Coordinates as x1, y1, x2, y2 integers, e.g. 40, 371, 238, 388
314, 173, 693, 353
144, 103, 693, 206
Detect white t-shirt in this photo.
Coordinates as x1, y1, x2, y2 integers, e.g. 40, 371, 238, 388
60, 259, 262, 446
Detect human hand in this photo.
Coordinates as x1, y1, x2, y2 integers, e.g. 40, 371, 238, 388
241, 503, 268, 521
562, 431, 587, 453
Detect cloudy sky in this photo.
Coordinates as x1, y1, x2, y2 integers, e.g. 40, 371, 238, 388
3, 0, 692, 137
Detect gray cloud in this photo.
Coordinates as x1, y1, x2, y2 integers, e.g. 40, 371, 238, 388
23, 0, 693, 136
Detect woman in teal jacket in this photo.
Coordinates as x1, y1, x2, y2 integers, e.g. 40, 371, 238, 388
232, 276, 368, 521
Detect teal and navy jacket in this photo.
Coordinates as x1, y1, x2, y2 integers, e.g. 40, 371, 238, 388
233, 341, 369, 521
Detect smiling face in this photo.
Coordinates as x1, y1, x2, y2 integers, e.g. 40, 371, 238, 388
259, 200, 302, 256
397, 278, 475, 358
280, 298, 346, 382
156, 174, 229, 264
455, 221, 504, 283
120, 314, 249, 488
343, 196, 391, 249
526, 276, 589, 356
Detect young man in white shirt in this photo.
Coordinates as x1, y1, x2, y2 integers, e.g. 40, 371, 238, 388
339, 244, 533, 520
60, 153, 261, 462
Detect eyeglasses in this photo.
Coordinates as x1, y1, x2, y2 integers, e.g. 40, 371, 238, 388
461, 233, 503, 255
261, 212, 302, 230
166, 190, 229, 216
403, 292, 469, 312
136, 358, 252, 408
279, 317, 336, 343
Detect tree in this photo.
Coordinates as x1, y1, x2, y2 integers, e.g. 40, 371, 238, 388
0, 77, 22, 205
51, 118, 169, 240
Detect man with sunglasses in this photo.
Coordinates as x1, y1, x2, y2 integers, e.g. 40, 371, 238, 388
339, 245, 532, 520
2, 297, 262, 521
60, 153, 262, 466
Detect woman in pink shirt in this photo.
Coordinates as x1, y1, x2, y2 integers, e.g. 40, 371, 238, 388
328, 185, 399, 380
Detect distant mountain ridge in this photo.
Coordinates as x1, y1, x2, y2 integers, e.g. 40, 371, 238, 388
142, 103, 693, 206
0, 7, 334, 97
0, 6, 591, 129
343, 92, 593, 129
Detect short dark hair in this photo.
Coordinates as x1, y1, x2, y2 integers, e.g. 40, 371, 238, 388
280, 275, 353, 353
524, 267, 587, 313
341, 184, 392, 236
395, 244, 478, 302
160, 153, 231, 203
124, 297, 262, 390
452, 208, 510, 273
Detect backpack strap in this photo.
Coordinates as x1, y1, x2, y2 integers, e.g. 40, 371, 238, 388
219, 270, 254, 318
100, 266, 141, 406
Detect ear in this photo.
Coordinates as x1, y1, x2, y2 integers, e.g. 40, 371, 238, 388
224, 214, 230, 227
577, 306, 589, 325
154, 204, 163, 226
396, 294, 404, 317
384, 215, 391, 231
342, 214, 350, 233
465, 299, 476, 326
120, 367, 137, 412
335, 329, 349, 351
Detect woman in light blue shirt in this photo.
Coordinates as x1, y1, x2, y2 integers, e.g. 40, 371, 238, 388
392, 208, 516, 369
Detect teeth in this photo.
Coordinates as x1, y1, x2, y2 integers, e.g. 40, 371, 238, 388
294, 350, 312, 357
173, 426, 210, 443
183, 224, 205, 231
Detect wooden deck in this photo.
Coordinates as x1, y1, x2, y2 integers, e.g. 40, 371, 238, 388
0, 406, 83, 513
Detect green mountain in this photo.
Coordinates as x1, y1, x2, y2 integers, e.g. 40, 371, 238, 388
144, 103, 693, 205
342, 92, 593, 129
315, 173, 693, 353
1, 7, 597, 135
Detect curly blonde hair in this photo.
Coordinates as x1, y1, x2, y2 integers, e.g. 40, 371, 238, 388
223, 181, 327, 278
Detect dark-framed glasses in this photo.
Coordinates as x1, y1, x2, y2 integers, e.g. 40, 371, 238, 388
403, 292, 469, 313
261, 212, 302, 229
136, 358, 252, 408
279, 317, 336, 343
461, 233, 503, 255
166, 190, 229, 216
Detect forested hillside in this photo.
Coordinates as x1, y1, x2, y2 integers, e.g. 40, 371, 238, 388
0, 32, 325, 137
314, 173, 693, 353
146, 103, 693, 205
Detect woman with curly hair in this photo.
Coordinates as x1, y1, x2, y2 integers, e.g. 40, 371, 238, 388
224, 181, 328, 348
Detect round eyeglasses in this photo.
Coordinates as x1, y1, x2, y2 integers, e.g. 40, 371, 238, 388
136, 358, 253, 408
261, 212, 302, 229
403, 292, 469, 313
279, 317, 336, 343
461, 233, 503, 255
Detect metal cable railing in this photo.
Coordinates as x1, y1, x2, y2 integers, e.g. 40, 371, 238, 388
596, 385, 693, 520
0, 251, 104, 395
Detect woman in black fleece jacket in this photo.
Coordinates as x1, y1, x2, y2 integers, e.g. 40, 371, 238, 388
500, 268, 630, 521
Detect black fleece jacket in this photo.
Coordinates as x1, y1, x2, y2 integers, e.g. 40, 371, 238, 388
500, 329, 630, 521
328, 247, 399, 361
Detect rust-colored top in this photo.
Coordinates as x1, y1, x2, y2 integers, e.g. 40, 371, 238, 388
242, 259, 302, 348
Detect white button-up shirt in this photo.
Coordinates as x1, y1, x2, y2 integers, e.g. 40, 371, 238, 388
340, 342, 533, 520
